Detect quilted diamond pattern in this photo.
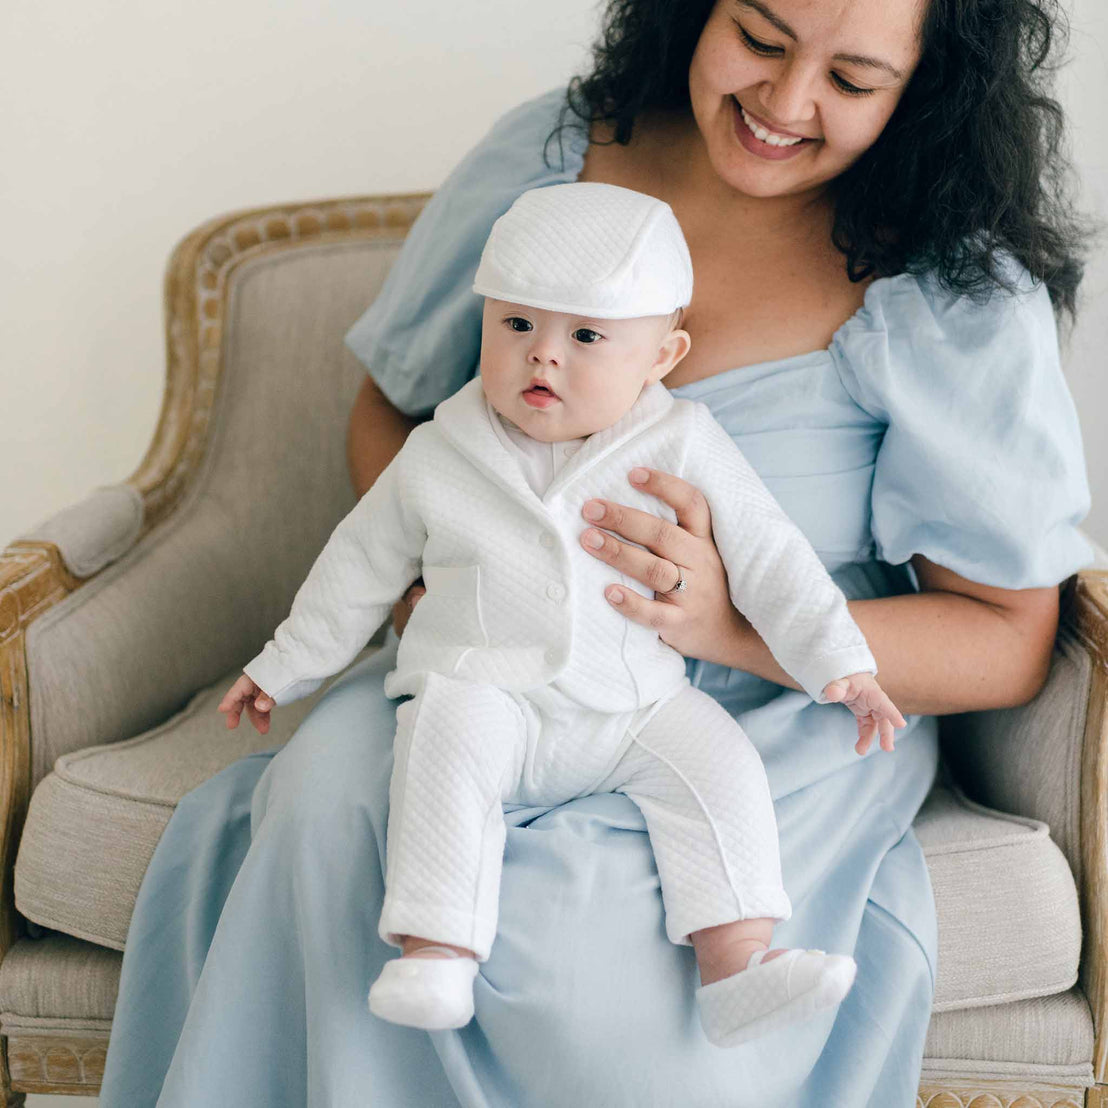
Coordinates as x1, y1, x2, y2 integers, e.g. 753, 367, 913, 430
381, 675, 526, 959
696, 949, 857, 1047
379, 678, 788, 964
472, 182, 692, 318
246, 376, 874, 714
599, 683, 791, 943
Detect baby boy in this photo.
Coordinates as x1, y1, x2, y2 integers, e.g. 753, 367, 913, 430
219, 182, 905, 1048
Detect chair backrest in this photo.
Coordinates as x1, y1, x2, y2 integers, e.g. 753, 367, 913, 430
26, 207, 426, 782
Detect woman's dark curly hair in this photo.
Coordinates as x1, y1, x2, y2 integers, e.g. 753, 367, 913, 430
548, 0, 1087, 316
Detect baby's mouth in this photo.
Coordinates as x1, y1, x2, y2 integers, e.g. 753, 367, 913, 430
525, 378, 559, 398
523, 379, 560, 407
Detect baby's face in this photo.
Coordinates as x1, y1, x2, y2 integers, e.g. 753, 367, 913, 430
479, 299, 690, 442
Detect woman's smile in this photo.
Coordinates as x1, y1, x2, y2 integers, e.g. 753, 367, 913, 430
731, 96, 815, 160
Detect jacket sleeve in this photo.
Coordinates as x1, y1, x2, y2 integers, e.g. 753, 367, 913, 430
243, 448, 426, 705
683, 404, 876, 702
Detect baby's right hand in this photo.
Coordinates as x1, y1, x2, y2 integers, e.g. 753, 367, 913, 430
218, 674, 274, 734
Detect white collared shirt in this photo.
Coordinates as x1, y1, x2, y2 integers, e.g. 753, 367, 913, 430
490, 408, 587, 498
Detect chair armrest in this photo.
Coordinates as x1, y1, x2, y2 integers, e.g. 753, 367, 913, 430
940, 570, 1106, 875
16, 485, 144, 579
941, 567, 1108, 1080
1073, 570, 1108, 1082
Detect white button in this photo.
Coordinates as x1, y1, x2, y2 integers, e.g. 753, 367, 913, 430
546, 583, 566, 602
539, 531, 556, 549
563, 444, 579, 457
544, 649, 560, 667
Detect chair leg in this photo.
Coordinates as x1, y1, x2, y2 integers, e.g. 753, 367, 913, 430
0, 1040, 24, 1107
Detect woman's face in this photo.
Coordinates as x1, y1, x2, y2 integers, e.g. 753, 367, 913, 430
688, 0, 926, 200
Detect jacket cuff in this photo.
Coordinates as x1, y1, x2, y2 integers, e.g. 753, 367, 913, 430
789, 645, 878, 703
243, 650, 324, 707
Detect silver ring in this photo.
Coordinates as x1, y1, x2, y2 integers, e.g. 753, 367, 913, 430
669, 571, 688, 594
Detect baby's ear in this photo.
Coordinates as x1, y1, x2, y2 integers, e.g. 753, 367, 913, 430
648, 328, 692, 384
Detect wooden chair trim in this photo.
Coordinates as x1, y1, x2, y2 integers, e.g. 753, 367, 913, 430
0, 542, 79, 1104
1087, 1084, 1108, 1107
915, 1080, 1088, 1107
131, 192, 430, 536
6, 1031, 106, 1095
0, 542, 77, 954
1071, 568, 1108, 1082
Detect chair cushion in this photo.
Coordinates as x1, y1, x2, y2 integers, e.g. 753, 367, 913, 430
0, 932, 1092, 1084
14, 656, 371, 950
916, 785, 1082, 1011
14, 667, 1083, 1013
922, 988, 1093, 1085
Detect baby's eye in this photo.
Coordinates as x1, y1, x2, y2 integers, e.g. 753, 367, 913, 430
573, 328, 603, 344
506, 317, 533, 332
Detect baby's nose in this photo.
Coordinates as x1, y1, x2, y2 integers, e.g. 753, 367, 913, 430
527, 342, 561, 367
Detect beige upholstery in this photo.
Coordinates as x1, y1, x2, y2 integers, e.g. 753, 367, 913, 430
1, 197, 1104, 1105
13, 657, 370, 950
942, 626, 1092, 883
21, 242, 393, 790
11, 655, 1085, 1005
915, 785, 1081, 1012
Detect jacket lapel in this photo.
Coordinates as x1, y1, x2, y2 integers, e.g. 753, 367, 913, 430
433, 377, 676, 507
543, 383, 675, 502
433, 377, 541, 508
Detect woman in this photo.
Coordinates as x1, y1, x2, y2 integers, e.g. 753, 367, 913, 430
100, 0, 1092, 1104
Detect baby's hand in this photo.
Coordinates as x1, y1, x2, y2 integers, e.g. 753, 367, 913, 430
822, 673, 907, 756
218, 674, 274, 735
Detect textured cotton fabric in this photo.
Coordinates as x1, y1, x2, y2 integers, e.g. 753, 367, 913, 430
99, 86, 1092, 1108
471, 181, 693, 317
243, 373, 876, 964
493, 412, 585, 496
382, 676, 789, 961
244, 377, 875, 709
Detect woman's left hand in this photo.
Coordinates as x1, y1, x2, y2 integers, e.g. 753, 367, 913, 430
579, 467, 749, 666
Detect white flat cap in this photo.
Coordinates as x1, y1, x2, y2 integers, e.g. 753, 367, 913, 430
472, 182, 692, 319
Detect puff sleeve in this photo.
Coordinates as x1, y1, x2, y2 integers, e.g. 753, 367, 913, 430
831, 266, 1092, 589
344, 86, 588, 417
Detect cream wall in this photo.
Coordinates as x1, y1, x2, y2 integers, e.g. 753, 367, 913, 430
2, 0, 1106, 561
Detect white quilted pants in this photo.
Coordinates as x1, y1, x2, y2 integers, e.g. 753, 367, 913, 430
379, 675, 792, 961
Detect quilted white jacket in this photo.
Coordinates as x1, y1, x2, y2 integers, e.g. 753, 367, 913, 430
244, 377, 876, 712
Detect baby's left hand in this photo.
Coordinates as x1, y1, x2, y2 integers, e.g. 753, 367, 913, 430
822, 673, 907, 756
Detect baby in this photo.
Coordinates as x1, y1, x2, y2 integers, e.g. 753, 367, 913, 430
219, 182, 905, 1048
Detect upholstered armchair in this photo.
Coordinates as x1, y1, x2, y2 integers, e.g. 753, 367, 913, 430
0, 193, 1105, 1107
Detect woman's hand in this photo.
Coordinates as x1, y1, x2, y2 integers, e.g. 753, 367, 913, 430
578, 467, 749, 665
822, 673, 907, 755
218, 674, 274, 734
391, 579, 426, 636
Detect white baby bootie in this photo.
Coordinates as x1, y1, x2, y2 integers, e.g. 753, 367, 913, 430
696, 948, 857, 1048
368, 947, 480, 1031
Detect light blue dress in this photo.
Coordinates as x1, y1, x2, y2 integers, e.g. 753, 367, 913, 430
99, 87, 1092, 1108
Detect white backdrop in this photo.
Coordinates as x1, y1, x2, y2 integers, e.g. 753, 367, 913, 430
2, 0, 1106, 561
